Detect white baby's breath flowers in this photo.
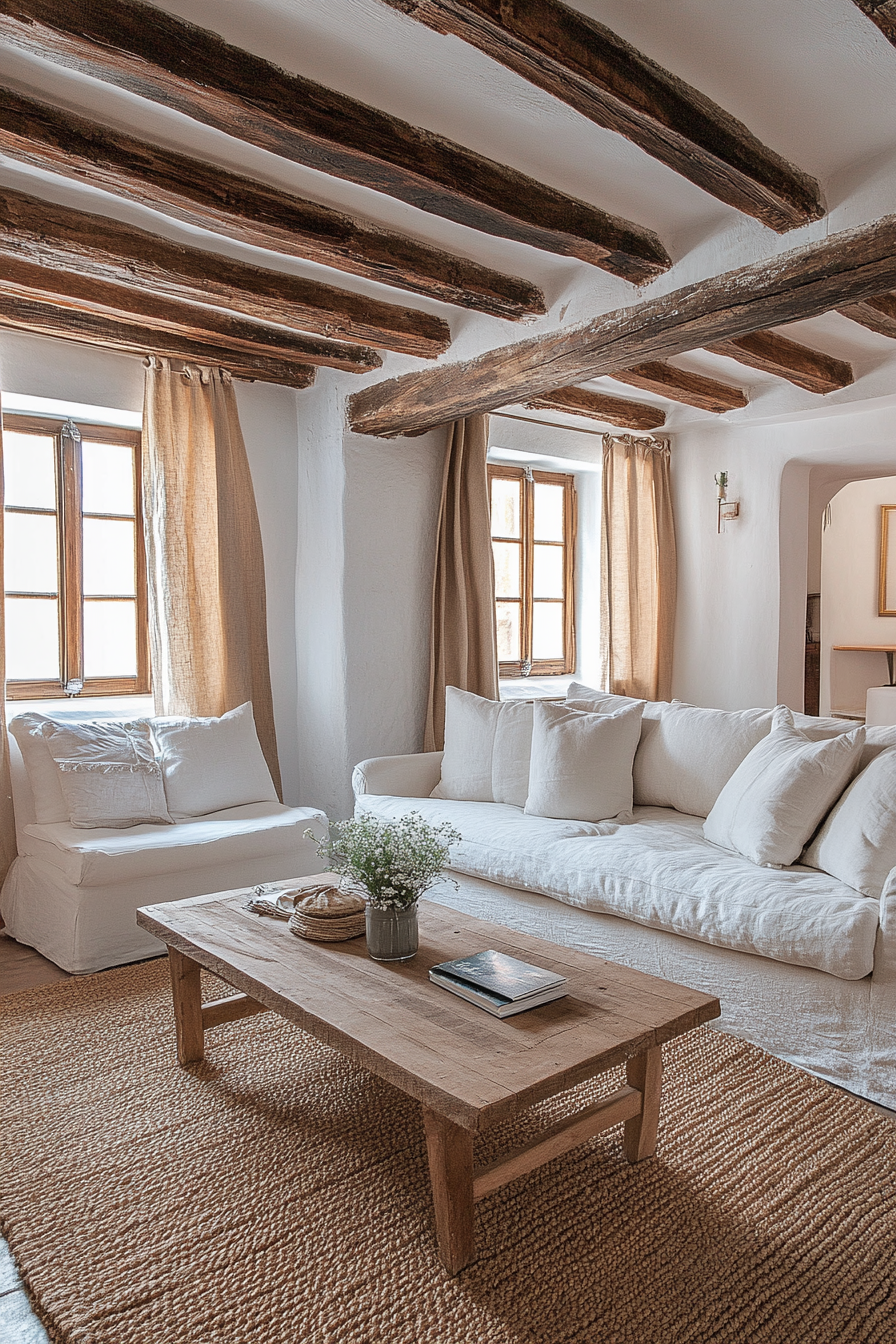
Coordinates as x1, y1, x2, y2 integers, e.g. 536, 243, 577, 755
306, 812, 461, 910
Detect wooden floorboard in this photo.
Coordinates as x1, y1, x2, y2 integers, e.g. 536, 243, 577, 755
0, 932, 71, 995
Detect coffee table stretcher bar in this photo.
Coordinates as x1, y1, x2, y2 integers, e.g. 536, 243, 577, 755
422, 1047, 662, 1275
140, 887, 718, 1276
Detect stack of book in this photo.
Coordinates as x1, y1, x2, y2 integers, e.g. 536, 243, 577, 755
428, 949, 568, 1017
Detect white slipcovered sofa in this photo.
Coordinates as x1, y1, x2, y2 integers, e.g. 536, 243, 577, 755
353, 686, 896, 1110
1, 705, 327, 974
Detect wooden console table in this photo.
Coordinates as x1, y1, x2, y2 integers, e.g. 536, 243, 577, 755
832, 645, 896, 686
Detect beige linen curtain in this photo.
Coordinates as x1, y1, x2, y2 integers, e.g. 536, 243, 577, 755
600, 433, 677, 701
424, 415, 499, 751
0, 403, 18, 885
142, 358, 282, 795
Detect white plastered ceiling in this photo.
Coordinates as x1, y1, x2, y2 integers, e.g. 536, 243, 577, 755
1, 0, 896, 427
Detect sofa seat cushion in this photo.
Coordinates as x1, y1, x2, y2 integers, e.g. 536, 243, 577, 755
359, 794, 621, 849
360, 797, 879, 980
21, 802, 327, 887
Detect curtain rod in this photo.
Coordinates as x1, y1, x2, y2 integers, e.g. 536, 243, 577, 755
490, 411, 668, 441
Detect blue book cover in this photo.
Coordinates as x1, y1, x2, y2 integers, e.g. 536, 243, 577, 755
429, 949, 566, 1002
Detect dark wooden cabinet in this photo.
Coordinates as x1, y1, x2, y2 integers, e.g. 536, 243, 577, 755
804, 641, 820, 717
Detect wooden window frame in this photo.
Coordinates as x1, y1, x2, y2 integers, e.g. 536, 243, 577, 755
3, 412, 150, 701
489, 463, 577, 678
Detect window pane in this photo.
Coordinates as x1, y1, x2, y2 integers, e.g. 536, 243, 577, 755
4, 513, 59, 593
533, 544, 564, 599
82, 441, 135, 516
496, 601, 521, 662
84, 600, 137, 677
532, 602, 564, 659
83, 518, 136, 596
534, 483, 564, 542
493, 540, 521, 598
5, 596, 59, 680
2, 431, 57, 509
491, 476, 520, 538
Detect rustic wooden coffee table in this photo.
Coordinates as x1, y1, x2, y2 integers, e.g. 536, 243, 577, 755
137, 877, 720, 1274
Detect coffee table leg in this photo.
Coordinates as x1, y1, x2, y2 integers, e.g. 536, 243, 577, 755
168, 947, 204, 1065
623, 1045, 662, 1163
421, 1107, 475, 1275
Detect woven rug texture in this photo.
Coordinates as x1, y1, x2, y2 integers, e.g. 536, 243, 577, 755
1, 959, 893, 1344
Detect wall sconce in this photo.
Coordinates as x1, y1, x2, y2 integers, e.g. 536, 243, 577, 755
714, 471, 740, 533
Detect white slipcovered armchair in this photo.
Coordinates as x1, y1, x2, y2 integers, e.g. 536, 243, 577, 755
1, 705, 327, 974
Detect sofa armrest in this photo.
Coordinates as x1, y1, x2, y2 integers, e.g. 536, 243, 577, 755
352, 752, 443, 799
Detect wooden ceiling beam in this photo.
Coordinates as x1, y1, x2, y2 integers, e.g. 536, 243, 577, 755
0, 0, 670, 284
0, 87, 545, 321
0, 187, 449, 358
837, 292, 896, 339
347, 215, 896, 435
523, 386, 664, 431
381, 0, 823, 233
851, 2, 896, 45
0, 256, 381, 374
0, 291, 316, 387
608, 361, 747, 413
706, 330, 853, 394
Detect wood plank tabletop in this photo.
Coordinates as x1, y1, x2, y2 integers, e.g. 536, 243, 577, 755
138, 883, 720, 1131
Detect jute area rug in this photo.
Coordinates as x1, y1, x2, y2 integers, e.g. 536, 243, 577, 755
1, 961, 893, 1344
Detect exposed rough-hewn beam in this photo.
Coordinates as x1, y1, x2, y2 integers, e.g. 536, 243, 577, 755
851, 2, 896, 45
0, 291, 316, 387
838, 292, 896, 339
0, 0, 671, 283
0, 187, 449, 358
523, 386, 664, 430
0, 256, 381, 373
0, 86, 544, 321
609, 361, 747, 413
706, 331, 853, 394
381, 0, 823, 233
348, 216, 896, 435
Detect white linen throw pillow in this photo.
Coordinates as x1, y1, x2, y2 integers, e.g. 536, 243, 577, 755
151, 701, 278, 817
802, 747, 896, 898
525, 700, 643, 822
631, 701, 776, 818
42, 719, 172, 829
431, 687, 533, 807
703, 707, 865, 867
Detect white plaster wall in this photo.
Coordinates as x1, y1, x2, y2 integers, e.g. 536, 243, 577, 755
342, 428, 445, 790
0, 330, 304, 804
671, 399, 896, 712
820, 476, 896, 717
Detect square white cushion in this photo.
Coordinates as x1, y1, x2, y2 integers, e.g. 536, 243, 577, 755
42, 719, 172, 829
431, 687, 533, 807
150, 702, 278, 817
525, 700, 643, 822
802, 746, 896, 898
703, 707, 865, 867
631, 701, 776, 818
566, 685, 768, 817
8, 714, 70, 823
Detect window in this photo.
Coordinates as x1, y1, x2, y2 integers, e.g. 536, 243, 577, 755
3, 413, 149, 700
489, 464, 576, 677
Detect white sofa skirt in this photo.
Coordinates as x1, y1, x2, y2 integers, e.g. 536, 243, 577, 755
2, 808, 328, 975
422, 873, 896, 1111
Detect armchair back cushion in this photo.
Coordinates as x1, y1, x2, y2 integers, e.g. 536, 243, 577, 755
151, 701, 278, 817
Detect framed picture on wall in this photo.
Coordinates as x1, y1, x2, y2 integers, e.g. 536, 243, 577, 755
880, 506, 896, 616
